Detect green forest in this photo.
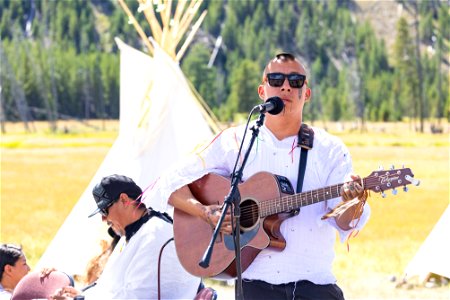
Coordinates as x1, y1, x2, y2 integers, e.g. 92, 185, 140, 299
0, 0, 448, 132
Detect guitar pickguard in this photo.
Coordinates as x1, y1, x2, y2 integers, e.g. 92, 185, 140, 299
224, 222, 260, 251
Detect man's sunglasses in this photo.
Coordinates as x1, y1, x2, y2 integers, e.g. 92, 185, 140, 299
266, 73, 306, 89
100, 201, 116, 217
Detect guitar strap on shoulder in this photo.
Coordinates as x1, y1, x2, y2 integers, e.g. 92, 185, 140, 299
296, 123, 314, 194
148, 208, 173, 224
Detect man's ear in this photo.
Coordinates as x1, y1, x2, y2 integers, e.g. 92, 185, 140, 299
3, 264, 13, 276
304, 86, 311, 102
120, 193, 135, 206
257, 85, 265, 101
119, 193, 128, 204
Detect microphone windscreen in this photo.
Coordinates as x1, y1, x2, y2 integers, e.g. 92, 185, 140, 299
266, 97, 284, 115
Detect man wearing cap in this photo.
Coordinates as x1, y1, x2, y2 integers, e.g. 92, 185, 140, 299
52, 174, 200, 299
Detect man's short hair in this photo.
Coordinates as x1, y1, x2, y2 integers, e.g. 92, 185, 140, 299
88, 174, 143, 218
273, 52, 297, 61
262, 52, 300, 81
0, 244, 24, 280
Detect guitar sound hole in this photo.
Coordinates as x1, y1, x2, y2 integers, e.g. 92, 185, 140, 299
240, 199, 259, 232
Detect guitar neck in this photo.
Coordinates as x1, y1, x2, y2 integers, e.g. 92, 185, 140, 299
259, 179, 365, 218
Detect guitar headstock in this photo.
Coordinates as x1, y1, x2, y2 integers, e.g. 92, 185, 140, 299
364, 167, 420, 197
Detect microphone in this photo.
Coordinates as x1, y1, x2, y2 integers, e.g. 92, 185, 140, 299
254, 96, 284, 115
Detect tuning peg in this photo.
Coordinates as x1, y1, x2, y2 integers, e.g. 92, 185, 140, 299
405, 175, 421, 186
390, 165, 395, 170
381, 191, 387, 198
403, 186, 409, 192
392, 188, 398, 195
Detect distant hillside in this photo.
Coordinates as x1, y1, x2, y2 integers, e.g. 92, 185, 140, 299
0, 0, 447, 131
351, 0, 448, 67
352, 0, 403, 55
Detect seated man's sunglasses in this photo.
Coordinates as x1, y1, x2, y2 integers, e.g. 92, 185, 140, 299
99, 200, 116, 217
266, 73, 306, 89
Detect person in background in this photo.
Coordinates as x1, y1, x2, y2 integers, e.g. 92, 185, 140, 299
51, 174, 200, 299
163, 52, 371, 299
0, 244, 31, 299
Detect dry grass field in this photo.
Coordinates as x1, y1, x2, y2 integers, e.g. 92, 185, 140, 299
1, 120, 449, 299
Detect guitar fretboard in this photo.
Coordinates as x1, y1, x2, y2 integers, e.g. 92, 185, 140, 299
258, 179, 366, 218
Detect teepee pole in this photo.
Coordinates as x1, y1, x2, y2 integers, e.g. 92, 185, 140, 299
161, 0, 172, 29
118, 0, 154, 55
169, 2, 184, 48
138, 0, 162, 44
176, 1, 202, 44
176, 10, 207, 61
172, 0, 187, 26
160, 0, 172, 57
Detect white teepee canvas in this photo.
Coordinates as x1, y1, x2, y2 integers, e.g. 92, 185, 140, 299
36, 38, 218, 275
404, 205, 450, 282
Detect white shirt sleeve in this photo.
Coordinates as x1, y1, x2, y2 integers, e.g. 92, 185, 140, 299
150, 127, 239, 210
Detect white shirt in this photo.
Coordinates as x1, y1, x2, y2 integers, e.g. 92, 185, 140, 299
157, 124, 370, 285
84, 216, 200, 299
0, 284, 11, 300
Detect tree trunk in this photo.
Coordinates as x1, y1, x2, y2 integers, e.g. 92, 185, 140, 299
413, 2, 425, 133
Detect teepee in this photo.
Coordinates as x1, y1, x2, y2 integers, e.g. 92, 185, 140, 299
37, 0, 220, 276
404, 205, 450, 283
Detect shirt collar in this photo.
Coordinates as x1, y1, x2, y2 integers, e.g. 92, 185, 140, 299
124, 209, 151, 242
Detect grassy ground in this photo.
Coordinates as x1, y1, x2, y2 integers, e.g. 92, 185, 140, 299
1, 120, 119, 264
1, 120, 449, 299
331, 131, 449, 299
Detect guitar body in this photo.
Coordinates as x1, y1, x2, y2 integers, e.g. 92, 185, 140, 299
173, 172, 294, 279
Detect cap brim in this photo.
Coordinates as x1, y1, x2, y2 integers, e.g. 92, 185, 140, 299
88, 207, 101, 218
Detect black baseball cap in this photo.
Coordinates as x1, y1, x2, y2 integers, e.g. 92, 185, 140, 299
88, 174, 142, 218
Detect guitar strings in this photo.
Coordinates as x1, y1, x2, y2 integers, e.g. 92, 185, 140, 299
235, 175, 406, 223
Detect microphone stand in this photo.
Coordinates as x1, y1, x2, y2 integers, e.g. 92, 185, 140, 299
199, 111, 266, 300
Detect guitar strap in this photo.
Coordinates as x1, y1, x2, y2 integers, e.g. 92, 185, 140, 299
296, 123, 314, 194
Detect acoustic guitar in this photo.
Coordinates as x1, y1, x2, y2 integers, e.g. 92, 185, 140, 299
173, 168, 419, 279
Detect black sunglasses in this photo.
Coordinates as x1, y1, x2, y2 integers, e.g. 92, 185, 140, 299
266, 73, 306, 89
100, 201, 117, 217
